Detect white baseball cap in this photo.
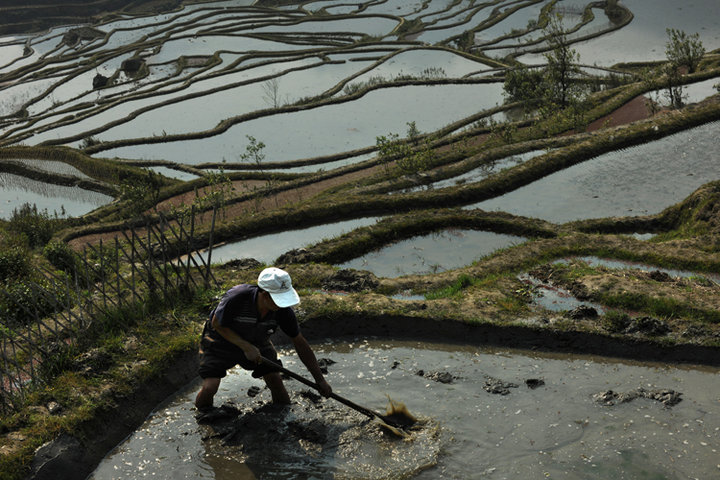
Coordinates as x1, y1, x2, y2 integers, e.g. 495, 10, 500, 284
257, 267, 300, 308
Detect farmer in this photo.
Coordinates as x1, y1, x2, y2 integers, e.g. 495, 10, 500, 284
195, 267, 332, 410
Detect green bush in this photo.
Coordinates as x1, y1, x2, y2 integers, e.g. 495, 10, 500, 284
0, 278, 66, 327
0, 246, 31, 282
44, 240, 81, 275
665, 28, 705, 73
8, 203, 56, 248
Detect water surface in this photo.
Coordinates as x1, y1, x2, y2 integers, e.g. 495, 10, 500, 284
466, 121, 720, 223
339, 229, 526, 277
0, 172, 112, 219
90, 341, 720, 479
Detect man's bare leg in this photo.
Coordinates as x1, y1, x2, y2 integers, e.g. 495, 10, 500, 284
195, 377, 221, 410
263, 372, 291, 405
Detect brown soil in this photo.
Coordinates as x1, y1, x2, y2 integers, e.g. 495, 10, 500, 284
586, 95, 652, 131
68, 163, 385, 248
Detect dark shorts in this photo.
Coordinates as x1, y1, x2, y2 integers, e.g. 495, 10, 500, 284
198, 343, 283, 379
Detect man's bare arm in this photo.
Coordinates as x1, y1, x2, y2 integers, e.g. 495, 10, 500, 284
292, 332, 332, 397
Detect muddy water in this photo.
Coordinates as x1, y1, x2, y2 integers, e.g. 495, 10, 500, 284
90, 341, 720, 480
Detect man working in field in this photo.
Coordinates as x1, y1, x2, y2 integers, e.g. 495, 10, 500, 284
195, 267, 332, 410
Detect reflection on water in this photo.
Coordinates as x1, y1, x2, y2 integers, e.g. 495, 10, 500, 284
466, 121, 720, 223
339, 229, 526, 278
519, 0, 720, 66
197, 217, 381, 265
148, 165, 200, 181
402, 149, 547, 194
0, 158, 91, 179
101, 84, 505, 164
518, 272, 608, 314
90, 340, 720, 479
0, 172, 112, 219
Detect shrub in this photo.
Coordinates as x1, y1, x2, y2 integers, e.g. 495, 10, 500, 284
665, 28, 705, 73
119, 170, 163, 216
0, 278, 61, 327
8, 203, 56, 248
503, 66, 545, 105
0, 246, 31, 282
44, 240, 81, 275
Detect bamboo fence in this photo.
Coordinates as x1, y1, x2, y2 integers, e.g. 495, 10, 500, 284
0, 207, 218, 413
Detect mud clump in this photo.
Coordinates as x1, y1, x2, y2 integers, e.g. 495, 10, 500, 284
593, 388, 682, 407
288, 419, 328, 444
525, 378, 545, 389
416, 370, 456, 384
624, 316, 670, 336
483, 376, 518, 395
317, 357, 336, 374
195, 404, 241, 424
225, 258, 262, 269
322, 269, 379, 292
276, 247, 312, 264
647, 270, 673, 282
567, 280, 590, 300
566, 305, 599, 320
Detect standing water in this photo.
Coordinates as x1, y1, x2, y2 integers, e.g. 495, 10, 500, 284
90, 341, 720, 479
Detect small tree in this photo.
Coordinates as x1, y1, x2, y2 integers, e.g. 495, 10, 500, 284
376, 127, 434, 176
661, 63, 686, 109
665, 28, 705, 73
195, 168, 234, 217
503, 65, 546, 109
239, 135, 274, 189
120, 170, 163, 216
502, 14, 586, 117
262, 77, 281, 108
543, 13, 582, 109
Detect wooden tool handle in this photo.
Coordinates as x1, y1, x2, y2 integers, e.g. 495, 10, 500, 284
260, 357, 384, 422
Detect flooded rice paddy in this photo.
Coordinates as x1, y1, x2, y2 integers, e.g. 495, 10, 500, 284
339, 229, 526, 278
518, 0, 720, 66
0, 171, 112, 219
521, 255, 720, 316
466, 121, 720, 223
198, 217, 381, 265
2, 0, 717, 169
90, 340, 720, 479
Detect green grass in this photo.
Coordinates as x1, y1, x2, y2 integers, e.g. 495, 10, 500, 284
425, 273, 477, 299
597, 291, 720, 324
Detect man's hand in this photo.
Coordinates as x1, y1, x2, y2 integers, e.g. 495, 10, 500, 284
212, 315, 262, 364
242, 344, 261, 364
316, 378, 332, 397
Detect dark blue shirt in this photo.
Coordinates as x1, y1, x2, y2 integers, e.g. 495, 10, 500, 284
207, 284, 300, 348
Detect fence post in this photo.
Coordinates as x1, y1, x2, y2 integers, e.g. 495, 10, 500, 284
205, 207, 216, 287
